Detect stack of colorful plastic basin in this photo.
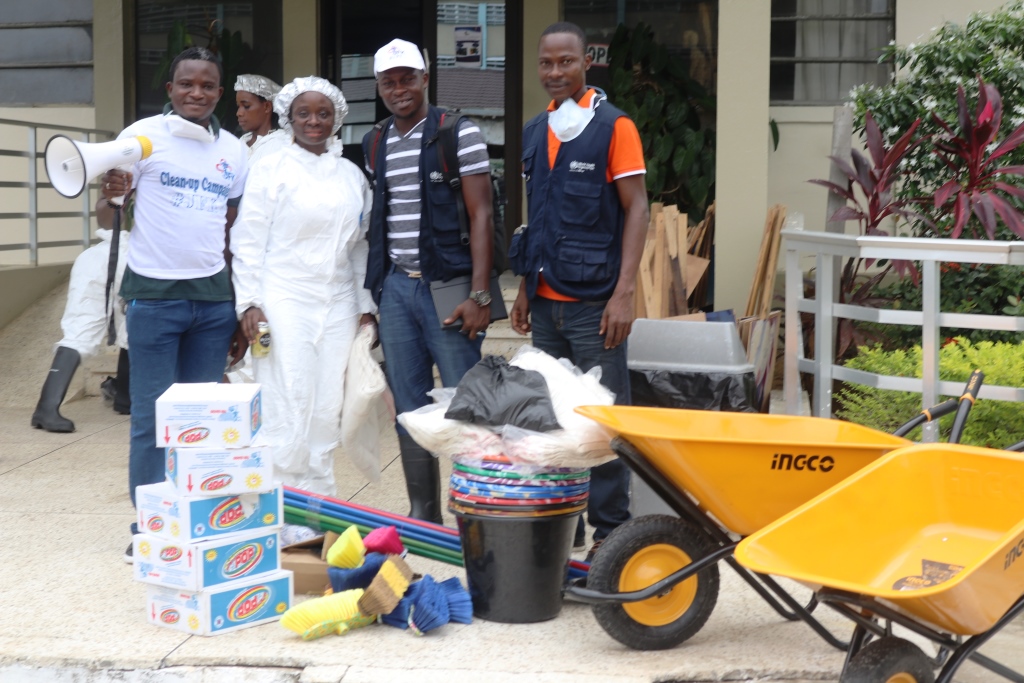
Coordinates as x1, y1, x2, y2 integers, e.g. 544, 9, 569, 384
447, 455, 590, 518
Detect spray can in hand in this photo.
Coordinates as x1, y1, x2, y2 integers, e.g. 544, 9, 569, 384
251, 322, 271, 358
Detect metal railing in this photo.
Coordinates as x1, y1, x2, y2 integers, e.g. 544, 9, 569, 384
783, 230, 1024, 441
0, 117, 114, 265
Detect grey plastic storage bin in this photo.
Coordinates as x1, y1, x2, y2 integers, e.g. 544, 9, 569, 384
626, 319, 757, 518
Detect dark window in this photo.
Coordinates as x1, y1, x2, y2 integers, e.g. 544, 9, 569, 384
770, 0, 894, 105
135, 1, 283, 133
0, 0, 94, 106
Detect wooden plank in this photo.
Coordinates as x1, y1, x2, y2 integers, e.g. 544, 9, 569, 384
685, 254, 710, 293
639, 231, 657, 318
651, 212, 667, 318
668, 254, 688, 316
664, 205, 680, 259
745, 206, 776, 318
759, 205, 786, 317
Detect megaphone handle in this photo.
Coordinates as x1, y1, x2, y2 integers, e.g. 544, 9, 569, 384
104, 207, 122, 346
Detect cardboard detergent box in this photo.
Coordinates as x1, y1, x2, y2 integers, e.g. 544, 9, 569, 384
166, 442, 273, 497
133, 528, 281, 591
136, 481, 282, 542
155, 382, 262, 449
145, 570, 293, 635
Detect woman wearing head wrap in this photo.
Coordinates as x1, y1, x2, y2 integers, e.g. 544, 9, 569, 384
231, 76, 376, 499
234, 74, 288, 165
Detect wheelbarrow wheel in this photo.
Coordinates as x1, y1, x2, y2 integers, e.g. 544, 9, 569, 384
842, 637, 935, 683
589, 514, 719, 651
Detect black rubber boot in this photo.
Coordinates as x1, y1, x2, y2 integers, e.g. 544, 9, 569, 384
30, 346, 80, 433
398, 434, 443, 524
113, 347, 130, 415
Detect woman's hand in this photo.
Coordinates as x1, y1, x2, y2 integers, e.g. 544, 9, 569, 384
241, 306, 267, 342
359, 313, 379, 348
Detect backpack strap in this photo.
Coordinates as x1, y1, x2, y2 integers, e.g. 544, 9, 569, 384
364, 115, 394, 185
435, 110, 471, 246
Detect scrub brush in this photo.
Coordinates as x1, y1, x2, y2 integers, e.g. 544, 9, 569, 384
280, 589, 364, 640
438, 576, 473, 624
329, 552, 386, 592
363, 525, 405, 555
357, 555, 414, 616
407, 575, 450, 635
326, 524, 365, 569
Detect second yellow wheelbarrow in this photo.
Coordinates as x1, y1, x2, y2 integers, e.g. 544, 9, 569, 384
736, 442, 1024, 683
563, 372, 983, 652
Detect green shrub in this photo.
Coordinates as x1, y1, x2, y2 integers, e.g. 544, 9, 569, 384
836, 338, 1024, 448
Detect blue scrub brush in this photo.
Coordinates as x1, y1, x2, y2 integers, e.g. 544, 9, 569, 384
438, 577, 473, 624
407, 575, 450, 635
328, 552, 387, 592
379, 595, 412, 630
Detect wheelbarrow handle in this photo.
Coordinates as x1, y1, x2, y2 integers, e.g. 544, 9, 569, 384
949, 369, 984, 445
892, 398, 959, 438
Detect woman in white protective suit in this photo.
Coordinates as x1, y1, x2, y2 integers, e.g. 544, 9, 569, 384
31, 228, 130, 432
231, 76, 375, 502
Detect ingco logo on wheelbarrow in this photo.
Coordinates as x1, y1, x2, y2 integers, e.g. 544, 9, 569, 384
770, 453, 835, 472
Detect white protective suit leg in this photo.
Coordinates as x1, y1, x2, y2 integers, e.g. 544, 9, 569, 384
57, 229, 129, 356
255, 287, 358, 497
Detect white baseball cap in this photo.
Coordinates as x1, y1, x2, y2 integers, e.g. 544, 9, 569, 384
374, 39, 427, 76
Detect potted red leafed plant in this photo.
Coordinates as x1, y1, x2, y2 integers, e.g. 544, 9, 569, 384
808, 111, 931, 357
931, 76, 1024, 239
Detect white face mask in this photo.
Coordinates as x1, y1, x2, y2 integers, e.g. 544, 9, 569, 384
165, 113, 215, 143
547, 97, 595, 142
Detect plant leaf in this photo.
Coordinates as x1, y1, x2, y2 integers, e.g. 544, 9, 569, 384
865, 111, 885, 168
831, 206, 865, 223
988, 122, 1024, 163
988, 192, 1024, 239
808, 178, 857, 202
972, 192, 998, 239
951, 193, 970, 238
935, 179, 961, 208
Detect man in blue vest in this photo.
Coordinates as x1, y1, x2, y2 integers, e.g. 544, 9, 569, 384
363, 39, 495, 523
510, 22, 649, 560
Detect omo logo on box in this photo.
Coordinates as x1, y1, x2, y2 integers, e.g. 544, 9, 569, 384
178, 427, 210, 445
160, 609, 180, 625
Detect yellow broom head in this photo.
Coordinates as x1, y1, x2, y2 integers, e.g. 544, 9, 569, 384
326, 525, 366, 569
356, 556, 413, 616
280, 589, 363, 640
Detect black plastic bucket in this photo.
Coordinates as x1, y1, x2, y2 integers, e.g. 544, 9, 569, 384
455, 511, 580, 623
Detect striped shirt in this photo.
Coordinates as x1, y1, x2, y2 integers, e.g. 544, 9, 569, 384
382, 116, 490, 272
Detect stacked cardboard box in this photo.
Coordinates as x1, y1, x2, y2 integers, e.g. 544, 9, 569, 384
132, 383, 293, 635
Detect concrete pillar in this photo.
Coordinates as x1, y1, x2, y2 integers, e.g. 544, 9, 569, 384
282, 0, 318, 80
93, 0, 125, 134
521, 0, 560, 125
714, 0, 771, 313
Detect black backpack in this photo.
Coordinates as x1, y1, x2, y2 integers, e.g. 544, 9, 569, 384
366, 111, 508, 274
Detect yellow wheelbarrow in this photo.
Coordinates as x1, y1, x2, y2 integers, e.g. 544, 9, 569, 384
563, 371, 983, 652
736, 442, 1024, 683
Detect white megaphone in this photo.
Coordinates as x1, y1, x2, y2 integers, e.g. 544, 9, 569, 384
44, 134, 153, 201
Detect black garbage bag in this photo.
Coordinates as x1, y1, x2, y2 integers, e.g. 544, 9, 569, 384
630, 368, 757, 413
446, 355, 561, 431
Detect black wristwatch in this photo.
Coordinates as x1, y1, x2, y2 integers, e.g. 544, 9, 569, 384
469, 289, 492, 307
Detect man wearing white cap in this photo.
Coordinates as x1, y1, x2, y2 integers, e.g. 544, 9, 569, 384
362, 38, 495, 524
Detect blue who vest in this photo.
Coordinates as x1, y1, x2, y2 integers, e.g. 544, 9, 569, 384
516, 99, 627, 301
362, 106, 473, 305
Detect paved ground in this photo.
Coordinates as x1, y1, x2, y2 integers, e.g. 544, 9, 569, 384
1, 278, 1022, 682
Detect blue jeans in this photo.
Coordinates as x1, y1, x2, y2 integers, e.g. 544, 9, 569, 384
126, 299, 237, 531
529, 296, 632, 542
378, 269, 483, 434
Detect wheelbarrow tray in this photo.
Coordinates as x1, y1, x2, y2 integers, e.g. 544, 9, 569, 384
575, 406, 909, 536
736, 443, 1024, 635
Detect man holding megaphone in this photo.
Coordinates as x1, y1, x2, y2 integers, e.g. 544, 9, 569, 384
94, 47, 249, 563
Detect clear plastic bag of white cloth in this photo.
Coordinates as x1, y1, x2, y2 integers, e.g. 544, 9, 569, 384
339, 324, 394, 482
397, 388, 505, 460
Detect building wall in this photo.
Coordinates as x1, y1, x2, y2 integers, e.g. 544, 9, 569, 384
718, 0, 1009, 313
282, 0, 317, 80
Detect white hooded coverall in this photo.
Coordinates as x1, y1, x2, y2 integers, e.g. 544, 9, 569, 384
231, 140, 375, 496
58, 228, 129, 355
